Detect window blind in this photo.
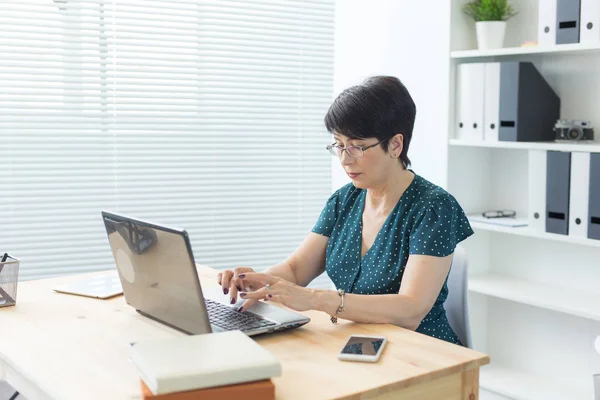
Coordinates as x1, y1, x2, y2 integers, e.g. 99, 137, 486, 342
0, 0, 335, 289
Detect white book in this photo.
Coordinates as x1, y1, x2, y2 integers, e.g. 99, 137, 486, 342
130, 330, 282, 395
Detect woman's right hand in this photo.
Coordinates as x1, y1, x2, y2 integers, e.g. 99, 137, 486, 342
217, 267, 256, 305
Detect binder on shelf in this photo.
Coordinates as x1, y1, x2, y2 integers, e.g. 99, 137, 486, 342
568, 152, 590, 238
456, 63, 485, 141
546, 151, 572, 235
589, 153, 600, 240
556, 0, 581, 44
529, 150, 547, 232
539, 0, 558, 46
483, 62, 500, 142
580, 0, 600, 43
497, 62, 560, 143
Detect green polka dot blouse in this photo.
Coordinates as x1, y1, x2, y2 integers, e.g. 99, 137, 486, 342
311, 171, 474, 345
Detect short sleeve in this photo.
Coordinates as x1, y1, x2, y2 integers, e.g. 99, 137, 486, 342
409, 196, 474, 257
311, 190, 340, 237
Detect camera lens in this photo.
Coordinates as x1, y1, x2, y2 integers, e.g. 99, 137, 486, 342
568, 128, 582, 140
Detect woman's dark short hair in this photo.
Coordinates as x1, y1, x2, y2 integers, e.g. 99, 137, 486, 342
324, 76, 416, 169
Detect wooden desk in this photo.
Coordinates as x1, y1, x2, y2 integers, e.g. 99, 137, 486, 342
0, 268, 489, 400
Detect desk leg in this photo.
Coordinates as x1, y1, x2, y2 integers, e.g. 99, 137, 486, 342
368, 368, 481, 400
462, 367, 480, 400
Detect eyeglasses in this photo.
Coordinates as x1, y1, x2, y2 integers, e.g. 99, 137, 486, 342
482, 210, 516, 219
326, 140, 388, 159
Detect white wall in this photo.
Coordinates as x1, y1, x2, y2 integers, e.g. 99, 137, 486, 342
332, 0, 451, 191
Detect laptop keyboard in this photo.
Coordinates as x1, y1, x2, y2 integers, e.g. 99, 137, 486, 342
205, 298, 277, 331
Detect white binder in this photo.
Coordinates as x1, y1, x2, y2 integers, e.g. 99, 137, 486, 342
538, 0, 558, 46
529, 150, 547, 232
580, 0, 600, 43
456, 63, 485, 141
569, 152, 591, 237
483, 62, 500, 142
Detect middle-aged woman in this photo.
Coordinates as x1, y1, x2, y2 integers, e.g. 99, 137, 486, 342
218, 76, 474, 345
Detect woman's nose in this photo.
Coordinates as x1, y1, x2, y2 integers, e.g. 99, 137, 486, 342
340, 149, 354, 165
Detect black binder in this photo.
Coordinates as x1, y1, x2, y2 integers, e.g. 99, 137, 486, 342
589, 153, 600, 240
546, 151, 571, 235
556, 0, 581, 44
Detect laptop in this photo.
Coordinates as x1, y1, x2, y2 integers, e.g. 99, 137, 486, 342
101, 211, 310, 336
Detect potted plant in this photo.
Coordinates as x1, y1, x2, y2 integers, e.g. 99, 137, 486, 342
463, 0, 517, 50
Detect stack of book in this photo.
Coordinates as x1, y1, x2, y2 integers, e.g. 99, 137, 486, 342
139, 378, 274, 400
130, 330, 281, 400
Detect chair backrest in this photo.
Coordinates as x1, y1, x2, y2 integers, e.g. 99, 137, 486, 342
443, 246, 472, 348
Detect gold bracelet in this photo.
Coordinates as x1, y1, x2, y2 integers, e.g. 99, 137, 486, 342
330, 289, 346, 324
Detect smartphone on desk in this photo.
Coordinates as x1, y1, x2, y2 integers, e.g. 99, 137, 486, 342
337, 334, 387, 362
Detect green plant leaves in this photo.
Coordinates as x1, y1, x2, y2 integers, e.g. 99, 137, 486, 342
463, 0, 517, 21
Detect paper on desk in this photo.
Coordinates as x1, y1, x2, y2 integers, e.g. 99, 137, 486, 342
468, 214, 529, 227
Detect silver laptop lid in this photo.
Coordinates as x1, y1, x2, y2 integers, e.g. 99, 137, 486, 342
101, 211, 212, 335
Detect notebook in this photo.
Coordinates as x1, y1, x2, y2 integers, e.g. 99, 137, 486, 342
53, 270, 123, 299
130, 330, 281, 395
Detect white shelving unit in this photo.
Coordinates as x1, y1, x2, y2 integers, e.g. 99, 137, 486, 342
450, 138, 600, 152
470, 273, 600, 322
448, 1, 600, 399
451, 41, 600, 59
469, 219, 600, 248
480, 364, 587, 400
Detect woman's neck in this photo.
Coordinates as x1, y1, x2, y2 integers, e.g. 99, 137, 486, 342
365, 169, 414, 216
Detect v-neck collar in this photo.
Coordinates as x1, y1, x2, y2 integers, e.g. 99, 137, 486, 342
357, 172, 418, 263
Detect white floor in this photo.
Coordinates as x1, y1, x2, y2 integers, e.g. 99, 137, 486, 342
481, 388, 514, 400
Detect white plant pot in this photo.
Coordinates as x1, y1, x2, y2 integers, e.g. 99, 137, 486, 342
476, 21, 506, 50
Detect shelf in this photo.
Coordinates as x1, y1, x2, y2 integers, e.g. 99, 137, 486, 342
469, 220, 600, 249
469, 273, 600, 322
481, 363, 589, 400
449, 138, 600, 153
451, 42, 600, 59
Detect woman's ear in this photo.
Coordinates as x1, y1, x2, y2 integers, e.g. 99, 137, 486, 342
390, 133, 404, 158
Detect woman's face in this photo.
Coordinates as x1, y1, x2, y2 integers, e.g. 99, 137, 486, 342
332, 133, 402, 189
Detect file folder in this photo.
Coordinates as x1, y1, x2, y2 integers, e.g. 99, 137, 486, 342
484, 62, 500, 142
546, 151, 571, 235
556, 0, 581, 44
569, 152, 590, 238
580, 0, 600, 43
539, 0, 558, 46
529, 150, 547, 232
589, 153, 600, 240
456, 63, 485, 141
497, 62, 560, 142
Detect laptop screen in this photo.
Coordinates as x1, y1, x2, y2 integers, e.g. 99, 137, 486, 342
102, 212, 211, 334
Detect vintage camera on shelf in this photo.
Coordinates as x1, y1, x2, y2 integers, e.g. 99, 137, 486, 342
553, 119, 595, 141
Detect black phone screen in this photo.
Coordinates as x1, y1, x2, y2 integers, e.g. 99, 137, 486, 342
340, 336, 385, 355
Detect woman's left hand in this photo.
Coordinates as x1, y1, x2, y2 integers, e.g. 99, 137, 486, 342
237, 272, 316, 312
